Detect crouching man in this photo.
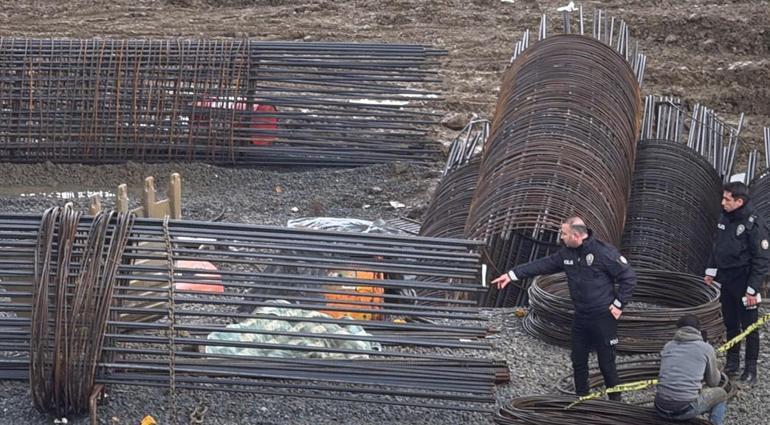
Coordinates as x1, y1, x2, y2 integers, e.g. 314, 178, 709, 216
655, 315, 728, 425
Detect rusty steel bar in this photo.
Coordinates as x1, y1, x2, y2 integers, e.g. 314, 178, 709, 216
750, 127, 770, 222
620, 139, 722, 274
554, 358, 738, 401
0, 209, 498, 419
420, 119, 489, 240
495, 395, 713, 424
0, 38, 445, 166
466, 34, 642, 306
523, 270, 724, 353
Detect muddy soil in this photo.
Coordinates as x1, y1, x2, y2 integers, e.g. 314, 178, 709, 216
0, 0, 766, 146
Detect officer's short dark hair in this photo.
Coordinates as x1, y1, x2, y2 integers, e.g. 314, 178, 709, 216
563, 217, 588, 235
724, 182, 750, 203
676, 314, 701, 330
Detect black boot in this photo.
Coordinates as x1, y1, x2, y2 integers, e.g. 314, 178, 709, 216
740, 361, 758, 385
724, 354, 740, 378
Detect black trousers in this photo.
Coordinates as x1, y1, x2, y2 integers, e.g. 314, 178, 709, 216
571, 311, 619, 396
718, 267, 760, 365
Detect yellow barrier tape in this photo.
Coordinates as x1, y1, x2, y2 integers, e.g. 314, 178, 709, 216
565, 312, 770, 409
565, 379, 658, 409
717, 313, 770, 354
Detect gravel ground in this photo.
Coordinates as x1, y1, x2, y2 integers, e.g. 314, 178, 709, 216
1, 163, 769, 424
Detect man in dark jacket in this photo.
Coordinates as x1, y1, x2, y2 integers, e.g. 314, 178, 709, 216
492, 217, 637, 400
655, 315, 727, 425
704, 182, 769, 384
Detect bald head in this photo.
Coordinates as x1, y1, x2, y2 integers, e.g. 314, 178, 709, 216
560, 217, 588, 247
563, 217, 587, 236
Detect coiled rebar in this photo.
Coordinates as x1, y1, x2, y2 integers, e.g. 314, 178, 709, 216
620, 139, 722, 274
495, 395, 712, 425
465, 34, 642, 306
523, 270, 724, 353
554, 358, 737, 401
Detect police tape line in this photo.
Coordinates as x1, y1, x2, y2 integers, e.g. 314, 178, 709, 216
718, 312, 770, 353
565, 312, 770, 409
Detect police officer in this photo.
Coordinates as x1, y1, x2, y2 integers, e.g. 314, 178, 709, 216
492, 217, 637, 400
704, 182, 769, 385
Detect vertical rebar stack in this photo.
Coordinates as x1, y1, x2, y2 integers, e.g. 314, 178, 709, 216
640, 96, 742, 183
749, 127, 770, 223
621, 95, 727, 274
416, 119, 489, 305
0, 38, 445, 166
420, 119, 489, 239
466, 9, 643, 306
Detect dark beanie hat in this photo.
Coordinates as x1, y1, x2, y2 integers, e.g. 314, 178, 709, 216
676, 314, 701, 330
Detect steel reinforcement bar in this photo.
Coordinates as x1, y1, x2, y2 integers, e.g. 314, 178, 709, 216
466, 32, 642, 306
523, 270, 724, 353
0, 38, 445, 166
0, 208, 501, 418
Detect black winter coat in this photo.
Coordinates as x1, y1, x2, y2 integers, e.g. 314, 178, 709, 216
706, 203, 770, 294
509, 231, 637, 316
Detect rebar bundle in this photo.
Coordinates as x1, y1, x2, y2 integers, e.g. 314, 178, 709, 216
0, 208, 499, 418
620, 139, 722, 274
0, 38, 445, 166
554, 358, 738, 401
748, 127, 770, 221
466, 29, 642, 306
420, 119, 489, 240
639, 95, 742, 183
416, 120, 488, 305
523, 270, 724, 353
495, 396, 712, 425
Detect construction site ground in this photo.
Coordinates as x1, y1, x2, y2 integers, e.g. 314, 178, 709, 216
0, 0, 769, 424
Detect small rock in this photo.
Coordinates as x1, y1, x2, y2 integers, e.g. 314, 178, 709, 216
664, 34, 678, 44
441, 113, 468, 130
391, 162, 410, 175
368, 186, 383, 194
389, 201, 406, 209
290, 207, 299, 212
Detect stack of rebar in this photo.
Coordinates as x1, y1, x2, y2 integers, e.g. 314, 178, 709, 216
465, 16, 643, 306
638, 95, 742, 183
0, 208, 500, 418
523, 270, 724, 353
554, 358, 737, 400
749, 127, 770, 221
416, 120, 488, 305
420, 119, 488, 240
0, 38, 445, 166
620, 139, 722, 274
621, 96, 741, 274
495, 396, 712, 425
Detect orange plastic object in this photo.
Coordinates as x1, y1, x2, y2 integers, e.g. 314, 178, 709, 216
323, 271, 385, 320
175, 260, 224, 293
192, 97, 278, 146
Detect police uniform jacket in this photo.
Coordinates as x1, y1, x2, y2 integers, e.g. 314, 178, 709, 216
507, 230, 637, 316
705, 202, 770, 295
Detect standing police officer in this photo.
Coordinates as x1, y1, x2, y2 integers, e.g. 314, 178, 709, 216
704, 182, 770, 385
493, 217, 637, 400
